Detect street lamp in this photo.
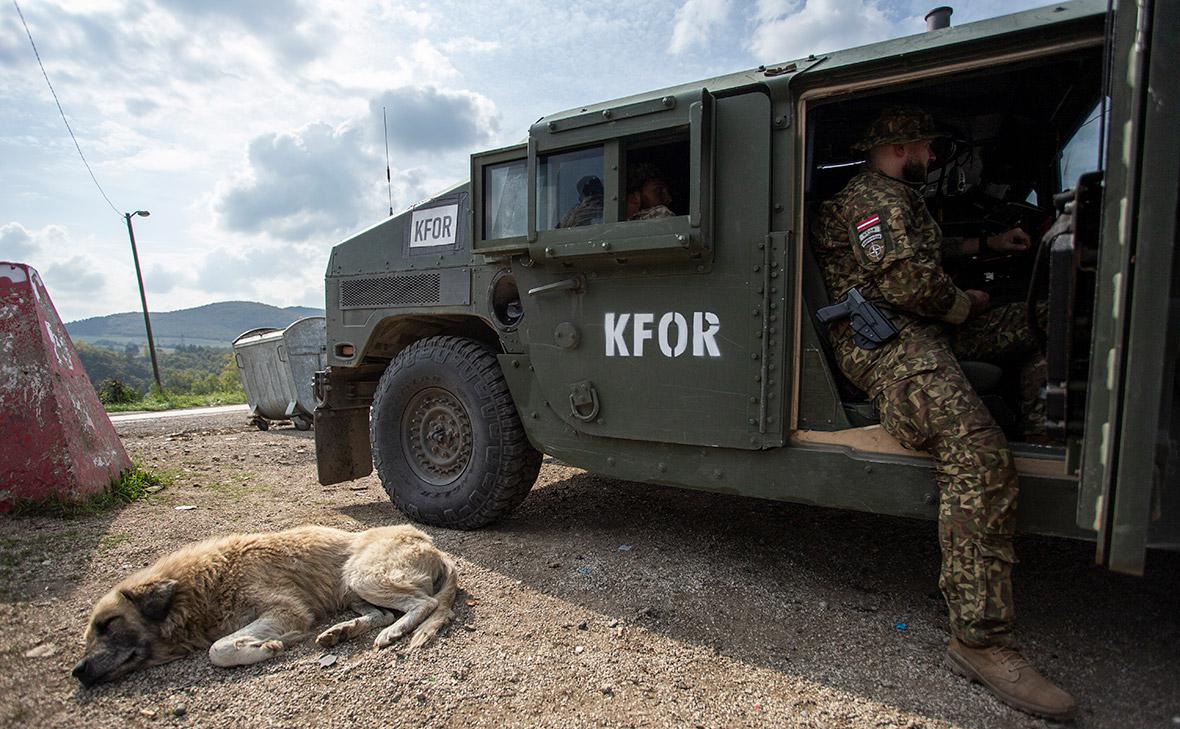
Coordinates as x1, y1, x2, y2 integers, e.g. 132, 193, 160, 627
123, 210, 163, 393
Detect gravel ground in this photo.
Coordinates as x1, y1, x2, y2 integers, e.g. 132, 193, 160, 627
1, 410, 1178, 728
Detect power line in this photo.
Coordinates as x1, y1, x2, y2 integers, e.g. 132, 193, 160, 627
12, 0, 122, 218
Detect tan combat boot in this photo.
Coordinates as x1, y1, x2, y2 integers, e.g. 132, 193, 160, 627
945, 638, 1077, 721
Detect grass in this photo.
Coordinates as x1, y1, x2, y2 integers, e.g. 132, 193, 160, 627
98, 532, 132, 550
206, 471, 272, 502
9, 463, 172, 519
104, 390, 246, 413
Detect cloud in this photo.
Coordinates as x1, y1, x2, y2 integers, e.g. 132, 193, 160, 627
748, 0, 894, 62
194, 241, 327, 296
0, 222, 75, 264
43, 255, 106, 296
125, 97, 160, 117
439, 37, 501, 54
211, 82, 491, 245
0, 222, 37, 260
213, 121, 382, 241
145, 264, 182, 294
372, 86, 500, 153
669, 0, 732, 55
153, 0, 321, 65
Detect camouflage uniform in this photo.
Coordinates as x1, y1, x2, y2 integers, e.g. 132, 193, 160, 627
629, 204, 676, 221
815, 108, 1042, 648
557, 195, 604, 228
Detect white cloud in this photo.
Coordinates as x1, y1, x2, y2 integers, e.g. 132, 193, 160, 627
44, 255, 106, 295
748, 0, 894, 62
439, 37, 501, 54
208, 82, 497, 246
669, 0, 731, 55
213, 121, 382, 242
0, 222, 75, 263
145, 263, 183, 294
373, 86, 500, 153
0, 222, 38, 260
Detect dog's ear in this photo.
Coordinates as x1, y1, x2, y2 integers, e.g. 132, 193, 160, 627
121, 580, 178, 622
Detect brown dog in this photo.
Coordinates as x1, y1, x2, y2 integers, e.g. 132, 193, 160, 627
73, 524, 456, 686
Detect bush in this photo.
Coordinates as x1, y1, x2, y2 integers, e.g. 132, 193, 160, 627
97, 378, 140, 405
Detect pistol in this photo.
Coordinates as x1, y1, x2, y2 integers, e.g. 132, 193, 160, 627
817, 287, 899, 351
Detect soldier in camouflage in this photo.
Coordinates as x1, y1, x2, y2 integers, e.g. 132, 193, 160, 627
625, 163, 676, 220
815, 106, 1076, 721
557, 175, 604, 229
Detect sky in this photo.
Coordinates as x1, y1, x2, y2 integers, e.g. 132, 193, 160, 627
1, 0, 1052, 323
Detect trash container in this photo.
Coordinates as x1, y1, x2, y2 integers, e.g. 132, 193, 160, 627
232, 317, 327, 430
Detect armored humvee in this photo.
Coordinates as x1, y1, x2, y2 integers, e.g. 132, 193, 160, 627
314, 0, 1178, 575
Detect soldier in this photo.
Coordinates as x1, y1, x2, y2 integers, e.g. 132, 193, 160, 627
557, 175, 604, 228
815, 106, 1075, 720
625, 163, 676, 220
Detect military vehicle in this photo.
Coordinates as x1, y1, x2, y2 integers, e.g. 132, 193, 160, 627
314, 0, 1178, 576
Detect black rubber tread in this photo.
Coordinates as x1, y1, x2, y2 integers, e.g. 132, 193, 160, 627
370, 335, 542, 530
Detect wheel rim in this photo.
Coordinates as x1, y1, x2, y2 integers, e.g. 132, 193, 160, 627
401, 387, 473, 487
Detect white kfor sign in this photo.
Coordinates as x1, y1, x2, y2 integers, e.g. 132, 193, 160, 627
409, 204, 459, 248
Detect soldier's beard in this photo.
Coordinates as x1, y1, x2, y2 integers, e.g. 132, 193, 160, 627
901, 156, 929, 183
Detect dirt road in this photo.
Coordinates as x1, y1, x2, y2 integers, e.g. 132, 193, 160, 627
1, 410, 1177, 728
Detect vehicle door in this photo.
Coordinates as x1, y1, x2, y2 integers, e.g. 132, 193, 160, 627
1076, 0, 1180, 574
504, 89, 785, 450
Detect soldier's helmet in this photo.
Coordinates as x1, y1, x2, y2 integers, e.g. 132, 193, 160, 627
852, 105, 946, 152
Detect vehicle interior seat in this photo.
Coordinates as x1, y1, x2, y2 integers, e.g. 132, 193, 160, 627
801, 200, 1012, 431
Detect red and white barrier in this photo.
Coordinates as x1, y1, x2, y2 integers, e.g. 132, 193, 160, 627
0, 262, 131, 511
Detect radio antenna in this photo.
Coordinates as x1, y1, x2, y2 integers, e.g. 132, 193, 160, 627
383, 106, 393, 217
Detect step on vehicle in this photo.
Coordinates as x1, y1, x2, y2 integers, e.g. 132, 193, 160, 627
314, 0, 1178, 574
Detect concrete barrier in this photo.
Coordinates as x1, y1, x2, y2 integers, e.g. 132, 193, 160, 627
0, 262, 131, 511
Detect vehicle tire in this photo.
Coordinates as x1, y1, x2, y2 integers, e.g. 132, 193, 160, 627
292, 415, 312, 431
370, 335, 542, 529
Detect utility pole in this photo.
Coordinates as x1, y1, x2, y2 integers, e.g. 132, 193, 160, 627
123, 210, 163, 393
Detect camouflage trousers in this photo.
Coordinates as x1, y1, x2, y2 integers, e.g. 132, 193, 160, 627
859, 302, 1042, 647
951, 302, 1047, 435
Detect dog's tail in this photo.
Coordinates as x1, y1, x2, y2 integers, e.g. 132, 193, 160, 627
408, 555, 457, 651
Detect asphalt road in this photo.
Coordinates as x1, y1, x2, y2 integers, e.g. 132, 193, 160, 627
108, 404, 250, 423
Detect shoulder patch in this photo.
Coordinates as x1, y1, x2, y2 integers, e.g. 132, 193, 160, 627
852, 212, 890, 264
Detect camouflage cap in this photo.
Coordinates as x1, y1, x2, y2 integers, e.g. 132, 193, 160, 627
627, 162, 664, 193
852, 105, 946, 152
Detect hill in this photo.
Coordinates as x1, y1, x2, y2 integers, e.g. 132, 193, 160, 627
66, 301, 324, 349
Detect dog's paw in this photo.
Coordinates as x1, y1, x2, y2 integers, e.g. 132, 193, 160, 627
373, 626, 406, 650
315, 627, 343, 648
232, 637, 283, 653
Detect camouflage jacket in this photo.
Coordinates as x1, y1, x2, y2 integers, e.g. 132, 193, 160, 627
557, 195, 604, 228
815, 169, 973, 396
629, 204, 676, 221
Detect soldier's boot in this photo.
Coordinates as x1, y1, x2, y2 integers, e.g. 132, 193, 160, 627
945, 638, 1077, 721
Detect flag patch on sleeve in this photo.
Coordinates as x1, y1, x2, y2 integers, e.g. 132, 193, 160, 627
851, 212, 890, 264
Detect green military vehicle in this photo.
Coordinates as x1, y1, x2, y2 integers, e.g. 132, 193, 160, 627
314, 0, 1178, 575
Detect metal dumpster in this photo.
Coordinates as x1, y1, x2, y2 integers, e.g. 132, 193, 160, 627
232, 317, 327, 430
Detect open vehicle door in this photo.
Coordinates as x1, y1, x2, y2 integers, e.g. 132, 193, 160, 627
1077, 0, 1180, 575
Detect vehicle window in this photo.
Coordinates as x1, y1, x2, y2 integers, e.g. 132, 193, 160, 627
484, 159, 527, 240
1059, 101, 1105, 191
537, 146, 604, 231
623, 137, 689, 222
